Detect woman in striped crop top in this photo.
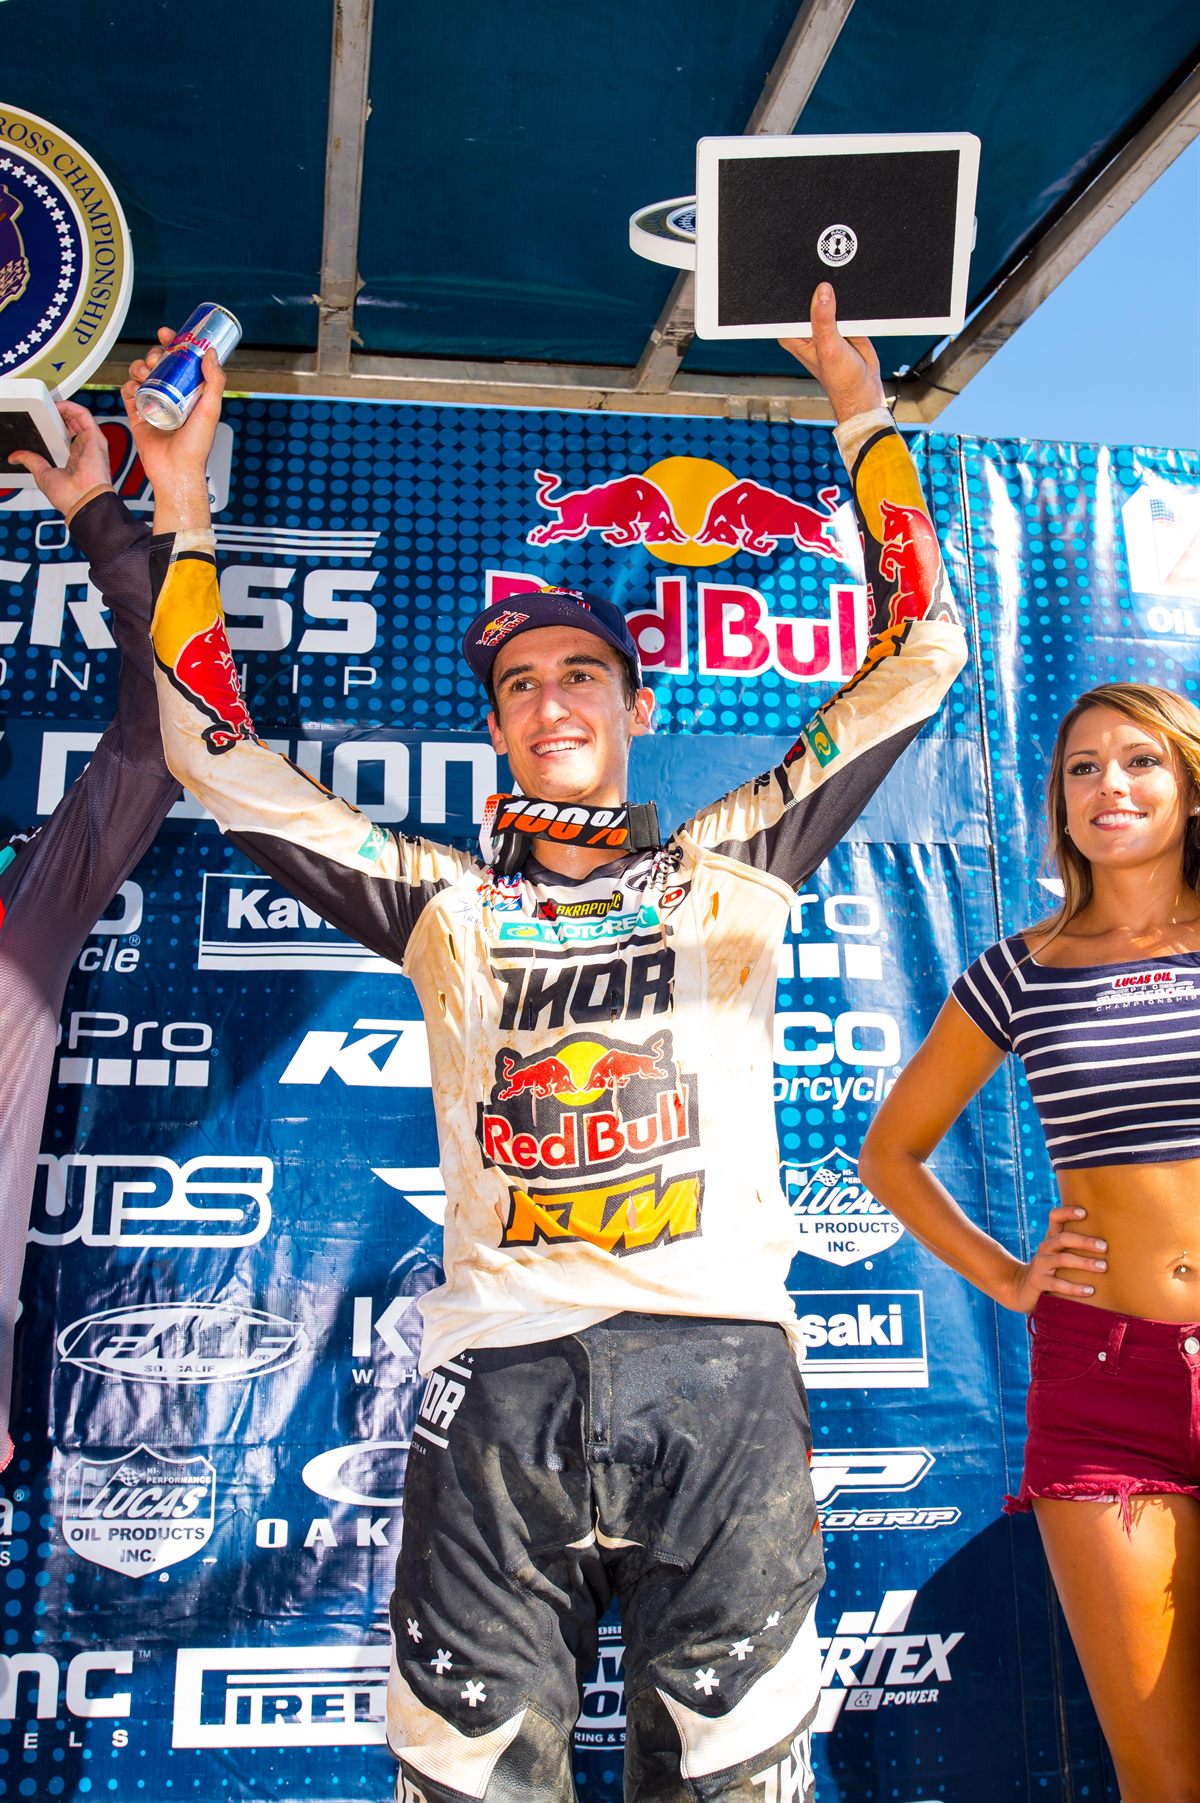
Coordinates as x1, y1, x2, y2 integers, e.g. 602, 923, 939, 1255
860, 682, 1199, 1803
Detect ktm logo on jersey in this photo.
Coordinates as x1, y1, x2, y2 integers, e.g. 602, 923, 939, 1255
503, 1167, 704, 1257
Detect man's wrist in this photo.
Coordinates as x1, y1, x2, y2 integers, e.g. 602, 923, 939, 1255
151, 471, 212, 535
63, 483, 115, 528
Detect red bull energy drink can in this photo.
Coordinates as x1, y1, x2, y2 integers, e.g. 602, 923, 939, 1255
134, 303, 241, 431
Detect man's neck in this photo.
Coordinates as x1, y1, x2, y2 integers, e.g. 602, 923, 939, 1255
527, 840, 633, 881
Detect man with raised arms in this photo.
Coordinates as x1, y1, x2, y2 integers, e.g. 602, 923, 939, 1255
124, 287, 965, 1803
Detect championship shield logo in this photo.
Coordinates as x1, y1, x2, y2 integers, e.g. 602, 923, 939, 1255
62, 1446, 215, 1577
782, 1146, 903, 1267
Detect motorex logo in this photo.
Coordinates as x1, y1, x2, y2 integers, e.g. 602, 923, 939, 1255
814, 1590, 964, 1732
789, 1290, 928, 1389
279, 1019, 431, 1088
197, 872, 404, 974
171, 1645, 390, 1749
57, 1302, 305, 1384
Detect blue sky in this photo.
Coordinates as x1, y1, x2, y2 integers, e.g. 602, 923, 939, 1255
937, 139, 1200, 450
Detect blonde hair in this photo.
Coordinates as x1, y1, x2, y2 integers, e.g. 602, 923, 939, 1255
1039, 682, 1200, 947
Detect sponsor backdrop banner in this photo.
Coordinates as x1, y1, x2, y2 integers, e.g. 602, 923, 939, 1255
0, 398, 1196, 1802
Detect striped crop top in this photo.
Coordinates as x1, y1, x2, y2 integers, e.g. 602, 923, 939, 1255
951, 935, 1200, 1170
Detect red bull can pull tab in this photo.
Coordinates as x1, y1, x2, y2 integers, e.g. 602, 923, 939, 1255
134, 303, 242, 431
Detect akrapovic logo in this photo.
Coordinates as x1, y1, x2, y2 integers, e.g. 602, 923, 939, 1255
811, 1448, 960, 1532
814, 1591, 963, 1731
790, 1290, 928, 1390
172, 1646, 389, 1748
198, 872, 404, 974
56, 1302, 304, 1384
279, 1019, 431, 1088
30, 1154, 273, 1247
56, 1009, 212, 1090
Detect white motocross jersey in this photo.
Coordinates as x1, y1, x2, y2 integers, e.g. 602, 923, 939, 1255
146, 412, 966, 1371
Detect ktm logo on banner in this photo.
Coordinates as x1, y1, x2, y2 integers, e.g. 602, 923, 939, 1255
503, 1166, 704, 1258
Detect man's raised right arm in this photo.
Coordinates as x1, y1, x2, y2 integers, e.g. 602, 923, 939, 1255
129, 336, 477, 966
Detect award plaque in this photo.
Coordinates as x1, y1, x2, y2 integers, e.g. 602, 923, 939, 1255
0, 105, 133, 483
631, 132, 980, 342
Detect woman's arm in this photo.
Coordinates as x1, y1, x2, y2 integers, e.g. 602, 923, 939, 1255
858, 996, 1108, 1311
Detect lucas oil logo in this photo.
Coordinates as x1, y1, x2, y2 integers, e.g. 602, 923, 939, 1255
783, 1147, 903, 1267
62, 1447, 215, 1577
480, 1032, 703, 1255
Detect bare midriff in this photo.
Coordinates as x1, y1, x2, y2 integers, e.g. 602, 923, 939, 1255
1057, 1158, 1200, 1321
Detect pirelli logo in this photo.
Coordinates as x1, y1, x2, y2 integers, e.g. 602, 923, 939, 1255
502, 1167, 704, 1257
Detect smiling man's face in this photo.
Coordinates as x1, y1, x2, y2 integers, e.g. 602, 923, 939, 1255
487, 625, 654, 806
1062, 704, 1193, 872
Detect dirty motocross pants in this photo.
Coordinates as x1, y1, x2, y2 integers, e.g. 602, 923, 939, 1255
387, 1313, 825, 1801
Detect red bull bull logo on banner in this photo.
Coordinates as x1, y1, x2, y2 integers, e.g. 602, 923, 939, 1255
526, 456, 855, 568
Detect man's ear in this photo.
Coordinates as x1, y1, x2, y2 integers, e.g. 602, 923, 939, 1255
487, 708, 507, 756
629, 687, 655, 739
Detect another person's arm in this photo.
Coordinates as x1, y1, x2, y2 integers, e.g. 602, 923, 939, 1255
857, 990, 1108, 1312
4, 404, 179, 928
678, 285, 967, 884
125, 338, 476, 965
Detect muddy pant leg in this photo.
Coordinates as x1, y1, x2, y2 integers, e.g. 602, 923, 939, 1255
387, 1342, 608, 1802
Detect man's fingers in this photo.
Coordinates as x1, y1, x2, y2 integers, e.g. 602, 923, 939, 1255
120, 378, 141, 426
157, 325, 175, 345
56, 399, 93, 436
5, 449, 46, 474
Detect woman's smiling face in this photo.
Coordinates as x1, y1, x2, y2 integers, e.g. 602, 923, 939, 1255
1061, 704, 1195, 872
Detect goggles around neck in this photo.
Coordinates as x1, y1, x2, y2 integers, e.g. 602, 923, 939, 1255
480, 794, 661, 876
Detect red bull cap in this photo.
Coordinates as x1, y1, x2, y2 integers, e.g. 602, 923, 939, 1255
462, 587, 643, 691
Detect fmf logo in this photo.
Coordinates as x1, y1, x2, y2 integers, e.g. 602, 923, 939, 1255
56, 1010, 212, 1090
279, 1019, 431, 1088
811, 1448, 961, 1533
783, 1148, 903, 1268
480, 1031, 699, 1184
814, 1591, 963, 1732
198, 872, 404, 974
574, 1623, 626, 1750
790, 1291, 927, 1390
63, 1447, 215, 1577
29, 1154, 273, 1247
57, 1302, 304, 1384
0, 1650, 134, 1721
171, 1645, 389, 1748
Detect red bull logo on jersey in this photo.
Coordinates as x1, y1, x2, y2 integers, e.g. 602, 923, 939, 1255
480, 1030, 700, 1187
173, 617, 257, 753
877, 498, 952, 625
526, 456, 854, 569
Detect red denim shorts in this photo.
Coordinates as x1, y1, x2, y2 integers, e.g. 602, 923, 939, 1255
1004, 1293, 1200, 1527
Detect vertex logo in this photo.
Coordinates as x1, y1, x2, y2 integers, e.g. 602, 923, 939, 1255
279, 1020, 431, 1088
198, 872, 403, 974
789, 1290, 928, 1390
814, 1591, 963, 1732
171, 1645, 389, 1748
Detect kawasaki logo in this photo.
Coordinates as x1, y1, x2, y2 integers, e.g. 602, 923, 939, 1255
198, 872, 403, 973
789, 1290, 928, 1390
